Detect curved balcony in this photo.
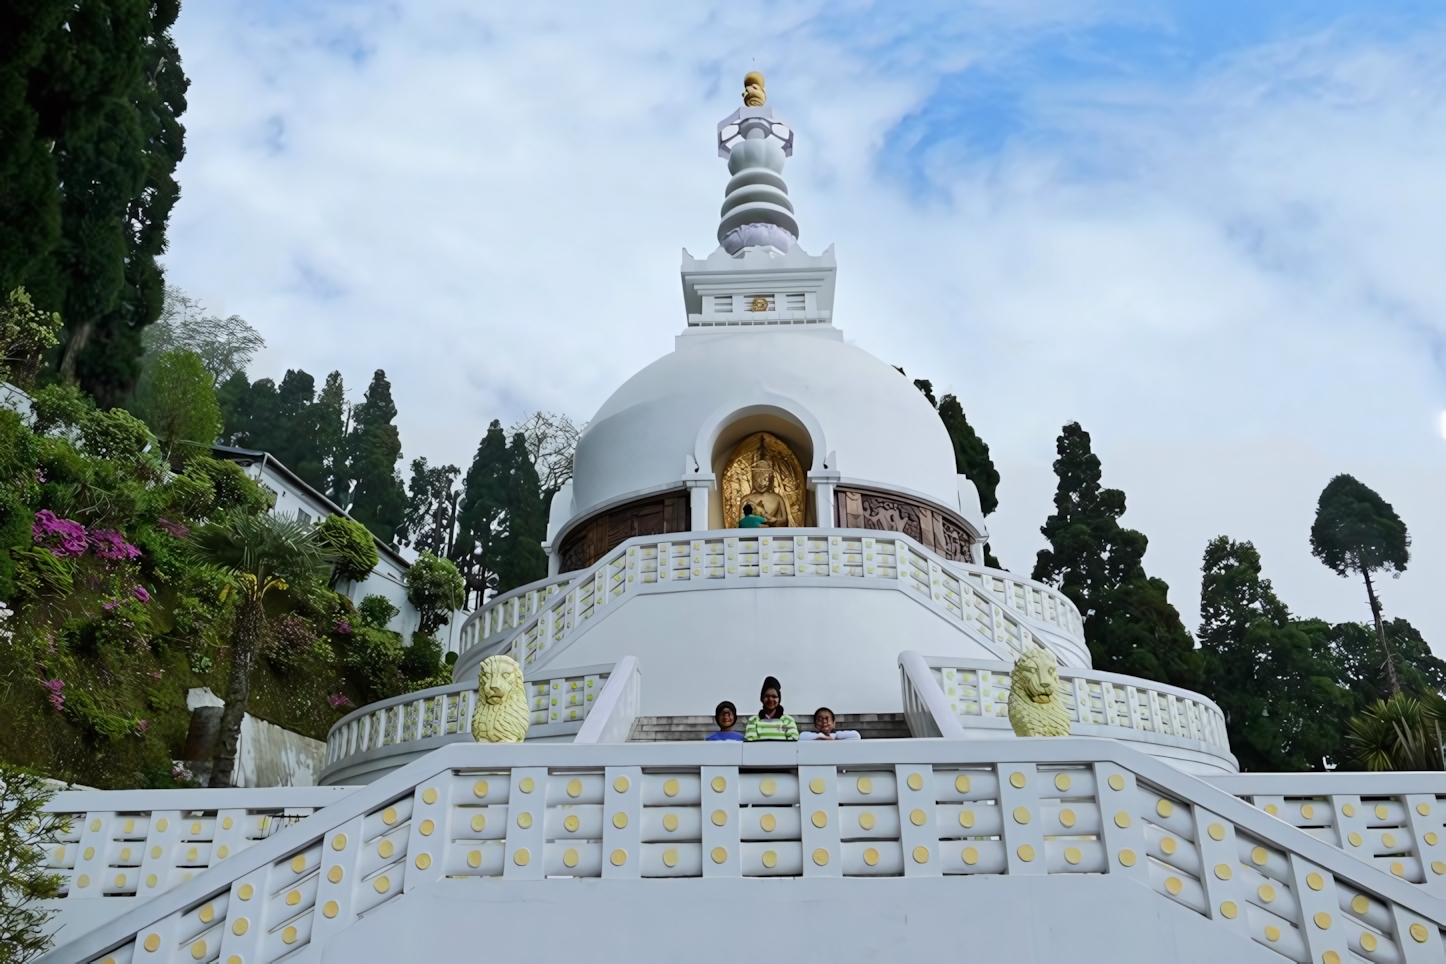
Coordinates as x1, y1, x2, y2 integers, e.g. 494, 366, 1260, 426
899, 651, 1237, 775
319, 662, 625, 786
453, 528, 1089, 683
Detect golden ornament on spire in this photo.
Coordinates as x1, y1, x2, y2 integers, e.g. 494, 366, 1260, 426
742, 71, 766, 107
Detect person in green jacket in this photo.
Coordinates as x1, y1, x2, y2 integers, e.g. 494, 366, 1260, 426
744, 676, 798, 741
738, 503, 766, 528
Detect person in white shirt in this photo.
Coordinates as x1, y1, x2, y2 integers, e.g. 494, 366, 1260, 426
799, 706, 860, 741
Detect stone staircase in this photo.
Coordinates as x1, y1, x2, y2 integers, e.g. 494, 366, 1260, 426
627, 713, 911, 741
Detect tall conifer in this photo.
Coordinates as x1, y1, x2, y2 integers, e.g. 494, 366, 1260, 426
496, 432, 548, 593
453, 421, 508, 608
346, 370, 405, 543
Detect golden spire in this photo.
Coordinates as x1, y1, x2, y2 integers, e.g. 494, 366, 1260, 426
742, 71, 766, 107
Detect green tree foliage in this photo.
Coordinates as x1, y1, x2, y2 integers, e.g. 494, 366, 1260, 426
217, 368, 349, 497
407, 551, 464, 637
0, 764, 65, 963
1033, 422, 1199, 687
186, 510, 331, 788
1347, 694, 1446, 772
1196, 537, 1354, 771
497, 431, 548, 594
453, 420, 508, 607
344, 370, 405, 543
0, 287, 63, 389
133, 349, 221, 462
1320, 618, 1446, 707
316, 514, 378, 586
1310, 474, 1411, 695
401, 458, 460, 557
5, 0, 191, 404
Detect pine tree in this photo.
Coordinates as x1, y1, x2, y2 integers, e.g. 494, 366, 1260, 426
346, 370, 405, 543
1310, 474, 1411, 696
496, 431, 548, 593
453, 421, 508, 607
1033, 422, 1199, 687
215, 370, 250, 443
314, 371, 348, 503
1197, 536, 1353, 771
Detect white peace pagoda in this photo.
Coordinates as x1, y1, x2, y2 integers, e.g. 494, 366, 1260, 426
34, 75, 1446, 964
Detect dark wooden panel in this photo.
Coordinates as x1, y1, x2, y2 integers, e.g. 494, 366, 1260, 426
835, 488, 973, 563
559, 489, 691, 573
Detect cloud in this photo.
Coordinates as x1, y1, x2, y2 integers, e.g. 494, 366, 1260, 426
164, 1, 1446, 650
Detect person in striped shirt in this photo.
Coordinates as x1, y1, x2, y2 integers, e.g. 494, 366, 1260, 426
744, 676, 798, 741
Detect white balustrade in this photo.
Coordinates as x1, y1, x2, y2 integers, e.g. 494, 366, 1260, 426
39, 740, 1446, 964
456, 529, 1087, 677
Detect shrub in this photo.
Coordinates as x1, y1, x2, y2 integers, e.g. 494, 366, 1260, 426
182, 455, 272, 515
0, 763, 65, 961
358, 594, 398, 630
317, 514, 378, 585
406, 552, 464, 636
401, 631, 443, 682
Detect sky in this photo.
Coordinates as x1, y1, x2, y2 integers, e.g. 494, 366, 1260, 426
163, 0, 1446, 649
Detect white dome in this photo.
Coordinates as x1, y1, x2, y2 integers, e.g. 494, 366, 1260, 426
567, 327, 961, 524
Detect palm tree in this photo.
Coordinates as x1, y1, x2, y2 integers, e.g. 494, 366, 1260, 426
188, 511, 331, 788
1347, 693, 1446, 771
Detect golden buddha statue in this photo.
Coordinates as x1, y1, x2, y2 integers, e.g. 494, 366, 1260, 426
721, 432, 805, 528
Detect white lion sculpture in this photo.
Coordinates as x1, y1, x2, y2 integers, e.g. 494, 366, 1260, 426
471, 654, 530, 744
1007, 647, 1072, 737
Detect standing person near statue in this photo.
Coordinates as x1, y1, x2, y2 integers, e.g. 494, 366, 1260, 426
744, 676, 798, 741
738, 503, 766, 528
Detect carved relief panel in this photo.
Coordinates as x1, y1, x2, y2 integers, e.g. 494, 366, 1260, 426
834, 488, 974, 562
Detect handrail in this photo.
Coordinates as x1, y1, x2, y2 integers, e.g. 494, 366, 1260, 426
320, 663, 618, 785
455, 528, 1089, 681
455, 571, 572, 655
898, 650, 967, 739
38, 738, 1446, 964
916, 654, 1232, 753
572, 655, 641, 744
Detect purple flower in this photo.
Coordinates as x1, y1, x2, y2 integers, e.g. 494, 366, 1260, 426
91, 529, 142, 561
135, 719, 151, 734
132, 585, 151, 603
333, 619, 352, 635
32, 510, 87, 557
41, 678, 64, 711
327, 693, 354, 709
102, 601, 116, 611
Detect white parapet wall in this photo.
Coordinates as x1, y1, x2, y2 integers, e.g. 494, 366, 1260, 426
34, 739, 1446, 964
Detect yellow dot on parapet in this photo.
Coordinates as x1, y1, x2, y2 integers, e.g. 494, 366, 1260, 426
282, 926, 297, 945
156, 818, 169, 832
1208, 823, 1225, 841
467, 850, 482, 868
1429, 833, 1441, 846
962, 846, 979, 865
566, 779, 583, 798
712, 847, 727, 864
146, 874, 157, 888
1054, 773, 1072, 792
907, 809, 925, 827
473, 780, 489, 798
90, 819, 101, 832
1016, 844, 1035, 862
1384, 833, 1397, 848
520, 777, 535, 794
291, 854, 306, 873
1352, 894, 1370, 914
1307, 872, 1324, 890
1342, 803, 1356, 817
69, 873, 87, 888
1421, 803, 1434, 816
239, 883, 254, 900
1118, 849, 1137, 867
958, 810, 973, 829
759, 813, 776, 832
1411, 923, 1430, 943
1009, 772, 1026, 789
286, 889, 301, 906
956, 775, 971, 793
1265, 803, 1278, 815
1259, 884, 1276, 903
382, 807, 398, 825
378, 839, 394, 859
114, 874, 126, 887
1314, 912, 1332, 930
610, 849, 627, 866
857, 776, 873, 795
323, 900, 339, 918
186, 847, 198, 862
812, 811, 828, 828
1214, 864, 1232, 880
83, 847, 95, 861
1165, 877, 1183, 896
760, 778, 777, 797
1252, 846, 1268, 865
144, 934, 161, 952
1108, 774, 1125, 792
612, 813, 628, 829
1348, 832, 1363, 847
563, 848, 579, 868
1360, 934, 1378, 953
913, 846, 930, 864
191, 940, 207, 960
1434, 861, 1446, 875
1301, 804, 1315, 820
513, 849, 530, 866
415, 853, 431, 870
191, 822, 202, 835
472, 814, 487, 833
712, 810, 728, 826
907, 773, 924, 792
662, 848, 678, 868
1114, 812, 1131, 828
1157, 800, 1174, 818
1161, 838, 1177, 855
664, 778, 681, 797
566, 814, 582, 833
762, 850, 777, 869
1219, 901, 1238, 919
809, 778, 825, 794
863, 847, 880, 866
1265, 926, 1281, 942
612, 776, 629, 794
813, 848, 829, 866
1392, 862, 1406, 877
1013, 807, 1031, 825
516, 813, 532, 829
200, 903, 215, 923
232, 918, 248, 935
1064, 847, 1082, 865
332, 834, 347, 851
1376, 805, 1390, 820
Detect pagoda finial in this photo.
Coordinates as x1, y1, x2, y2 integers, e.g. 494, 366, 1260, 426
743, 72, 766, 107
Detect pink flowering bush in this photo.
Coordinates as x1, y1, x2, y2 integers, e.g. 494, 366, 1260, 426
41, 678, 64, 711
327, 692, 354, 710
91, 529, 142, 561
32, 510, 87, 557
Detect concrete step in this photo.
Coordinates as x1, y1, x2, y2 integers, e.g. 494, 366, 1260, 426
628, 713, 911, 742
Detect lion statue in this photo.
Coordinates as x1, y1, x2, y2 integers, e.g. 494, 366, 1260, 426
1007, 647, 1072, 737
471, 654, 530, 744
